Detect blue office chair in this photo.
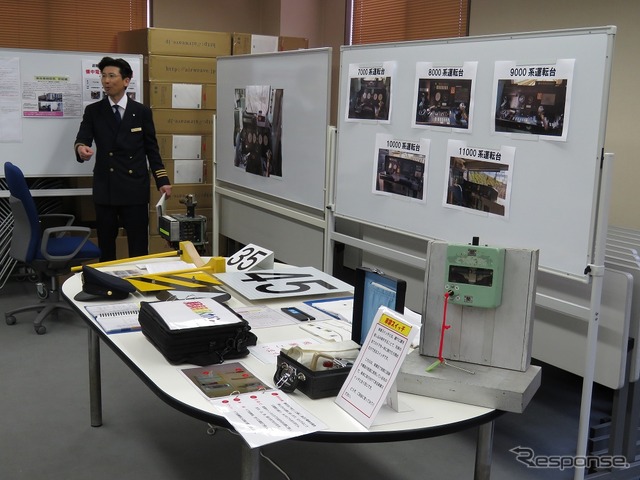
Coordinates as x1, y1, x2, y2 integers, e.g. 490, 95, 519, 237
3, 162, 101, 334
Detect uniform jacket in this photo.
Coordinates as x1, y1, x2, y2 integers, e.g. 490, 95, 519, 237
74, 97, 170, 206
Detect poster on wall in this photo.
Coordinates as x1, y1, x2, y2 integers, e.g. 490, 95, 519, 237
443, 140, 515, 219
22, 73, 82, 118
492, 59, 575, 141
372, 133, 429, 203
0, 56, 22, 141
345, 61, 395, 123
412, 61, 477, 132
232, 85, 284, 178
80, 58, 141, 111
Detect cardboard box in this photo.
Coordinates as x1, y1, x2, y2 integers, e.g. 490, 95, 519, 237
68, 176, 93, 188
152, 109, 215, 135
279, 36, 309, 51
118, 28, 232, 58
146, 82, 217, 110
150, 184, 213, 211
148, 235, 176, 255
160, 159, 213, 184
232, 33, 279, 55
75, 196, 96, 222
115, 235, 130, 260
157, 134, 214, 160
145, 55, 217, 83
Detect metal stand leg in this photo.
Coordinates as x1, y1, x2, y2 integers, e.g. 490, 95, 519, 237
240, 442, 261, 480
475, 420, 495, 480
623, 380, 640, 462
88, 328, 102, 427
608, 357, 631, 458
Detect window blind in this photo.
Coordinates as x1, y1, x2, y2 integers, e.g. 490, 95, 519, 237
351, 0, 469, 45
0, 0, 146, 52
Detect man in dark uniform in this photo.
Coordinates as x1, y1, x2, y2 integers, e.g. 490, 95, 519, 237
74, 57, 172, 262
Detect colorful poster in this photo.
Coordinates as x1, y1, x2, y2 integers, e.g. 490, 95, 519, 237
80, 58, 141, 111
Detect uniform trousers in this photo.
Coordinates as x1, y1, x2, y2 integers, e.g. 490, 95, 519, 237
94, 203, 149, 262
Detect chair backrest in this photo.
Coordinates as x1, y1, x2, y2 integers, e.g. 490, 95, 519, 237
4, 162, 40, 263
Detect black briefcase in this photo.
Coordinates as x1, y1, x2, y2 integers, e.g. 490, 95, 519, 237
138, 299, 257, 366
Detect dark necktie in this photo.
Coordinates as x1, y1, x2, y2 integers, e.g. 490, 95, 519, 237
113, 105, 121, 124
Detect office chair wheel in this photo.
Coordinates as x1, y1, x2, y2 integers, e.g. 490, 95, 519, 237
36, 282, 48, 300
34, 324, 47, 335
5, 314, 17, 326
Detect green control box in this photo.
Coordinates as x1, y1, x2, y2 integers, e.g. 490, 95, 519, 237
445, 244, 505, 308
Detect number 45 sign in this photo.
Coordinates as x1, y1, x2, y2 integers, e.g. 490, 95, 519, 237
226, 244, 275, 272
214, 267, 354, 300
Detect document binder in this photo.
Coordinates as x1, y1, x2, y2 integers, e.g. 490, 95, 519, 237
138, 298, 257, 365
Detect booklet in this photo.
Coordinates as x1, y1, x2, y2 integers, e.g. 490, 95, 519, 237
85, 302, 140, 333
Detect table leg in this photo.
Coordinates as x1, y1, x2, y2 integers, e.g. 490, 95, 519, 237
240, 442, 261, 480
88, 328, 103, 427
475, 420, 495, 480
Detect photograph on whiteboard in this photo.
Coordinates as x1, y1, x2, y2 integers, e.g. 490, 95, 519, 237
492, 59, 575, 141
232, 85, 283, 178
372, 134, 429, 203
443, 140, 515, 219
346, 61, 395, 122
412, 61, 477, 131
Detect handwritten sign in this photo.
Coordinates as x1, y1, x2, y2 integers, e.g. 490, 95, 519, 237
335, 306, 418, 428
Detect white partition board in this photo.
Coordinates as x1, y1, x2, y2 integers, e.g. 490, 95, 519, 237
215, 48, 332, 211
0, 48, 142, 177
534, 268, 632, 389
606, 229, 640, 381
609, 225, 640, 238
604, 259, 640, 382
335, 27, 615, 279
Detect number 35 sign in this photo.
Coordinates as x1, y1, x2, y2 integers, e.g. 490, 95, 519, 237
226, 244, 275, 272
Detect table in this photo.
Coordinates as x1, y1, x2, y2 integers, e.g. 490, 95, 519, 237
61, 261, 502, 480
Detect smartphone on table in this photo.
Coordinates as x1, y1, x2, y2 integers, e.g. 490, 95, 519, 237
281, 307, 315, 321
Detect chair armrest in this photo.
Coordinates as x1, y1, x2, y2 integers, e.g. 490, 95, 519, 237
39, 214, 76, 238
40, 226, 92, 262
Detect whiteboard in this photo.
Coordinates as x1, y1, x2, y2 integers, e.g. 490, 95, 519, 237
334, 27, 615, 279
0, 48, 143, 177
215, 48, 332, 211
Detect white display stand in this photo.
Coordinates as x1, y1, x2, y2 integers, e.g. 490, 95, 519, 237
213, 49, 333, 270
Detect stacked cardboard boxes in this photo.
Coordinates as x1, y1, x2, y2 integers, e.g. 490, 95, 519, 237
232, 33, 278, 55
232, 33, 308, 55
118, 27, 232, 255
278, 36, 309, 52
